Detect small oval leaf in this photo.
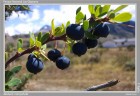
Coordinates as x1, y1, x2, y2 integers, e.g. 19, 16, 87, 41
41, 32, 50, 44
88, 5, 95, 15
11, 66, 22, 74
113, 5, 128, 13
76, 11, 84, 23
51, 19, 55, 35
83, 20, 89, 31
6, 78, 22, 87
37, 32, 42, 42
113, 12, 132, 22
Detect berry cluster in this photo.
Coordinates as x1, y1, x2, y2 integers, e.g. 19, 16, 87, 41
66, 23, 110, 56
26, 23, 110, 74
47, 49, 70, 70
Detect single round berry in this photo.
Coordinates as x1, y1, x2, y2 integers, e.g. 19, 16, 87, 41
26, 54, 44, 74
66, 24, 84, 40
93, 23, 110, 37
47, 49, 61, 62
56, 56, 70, 70
72, 42, 87, 56
85, 38, 98, 49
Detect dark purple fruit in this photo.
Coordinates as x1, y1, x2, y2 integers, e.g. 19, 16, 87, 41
47, 49, 61, 62
56, 56, 70, 70
66, 24, 84, 40
93, 23, 110, 37
72, 42, 87, 56
26, 54, 44, 74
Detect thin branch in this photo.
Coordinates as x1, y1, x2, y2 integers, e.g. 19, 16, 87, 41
86, 79, 119, 91
5, 34, 67, 69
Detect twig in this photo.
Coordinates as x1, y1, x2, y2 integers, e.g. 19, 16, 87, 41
86, 79, 119, 91
5, 34, 67, 69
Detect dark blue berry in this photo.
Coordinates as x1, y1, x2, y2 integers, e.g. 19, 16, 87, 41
93, 23, 110, 37
66, 24, 84, 40
56, 56, 70, 70
26, 54, 44, 74
85, 38, 98, 49
47, 49, 61, 62
72, 42, 87, 56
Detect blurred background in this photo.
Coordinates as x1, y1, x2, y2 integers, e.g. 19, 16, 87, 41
5, 4, 135, 91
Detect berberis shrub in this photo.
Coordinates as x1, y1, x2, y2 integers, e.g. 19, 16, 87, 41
5, 5, 132, 91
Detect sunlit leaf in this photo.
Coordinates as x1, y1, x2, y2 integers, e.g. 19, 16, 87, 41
112, 12, 132, 22
17, 38, 22, 50
35, 40, 42, 48
76, 11, 84, 23
66, 21, 70, 28
113, 5, 128, 13
83, 20, 89, 31
51, 19, 55, 35
29, 37, 35, 47
95, 6, 101, 17
101, 5, 110, 14
88, 5, 95, 15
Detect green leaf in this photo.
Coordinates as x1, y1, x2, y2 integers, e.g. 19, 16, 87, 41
5, 71, 13, 83
76, 11, 84, 23
37, 32, 42, 42
11, 66, 22, 74
88, 5, 95, 15
29, 37, 35, 47
95, 5, 101, 11
61, 24, 66, 34
66, 21, 70, 27
18, 48, 24, 53
55, 24, 65, 36
98, 5, 110, 17
108, 12, 115, 19
113, 5, 128, 13
83, 20, 89, 31
76, 6, 81, 14
6, 78, 22, 87
17, 38, 22, 50
112, 12, 132, 22
95, 6, 101, 17
51, 19, 55, 35
54, 27, 63, 36
41, 32, 50, 44
35, 40, 42, 48
101, 5, 110, 14
66, 37, 75, 52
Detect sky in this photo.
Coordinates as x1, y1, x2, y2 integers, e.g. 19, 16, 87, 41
5, 4, 136, 36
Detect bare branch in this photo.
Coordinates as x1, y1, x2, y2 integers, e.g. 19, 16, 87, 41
86, 79, 119, 91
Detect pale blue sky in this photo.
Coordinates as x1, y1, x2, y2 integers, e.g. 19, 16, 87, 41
5, 5, 136, 36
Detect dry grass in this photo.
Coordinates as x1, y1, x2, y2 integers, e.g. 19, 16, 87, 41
6, 47, 135, 91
